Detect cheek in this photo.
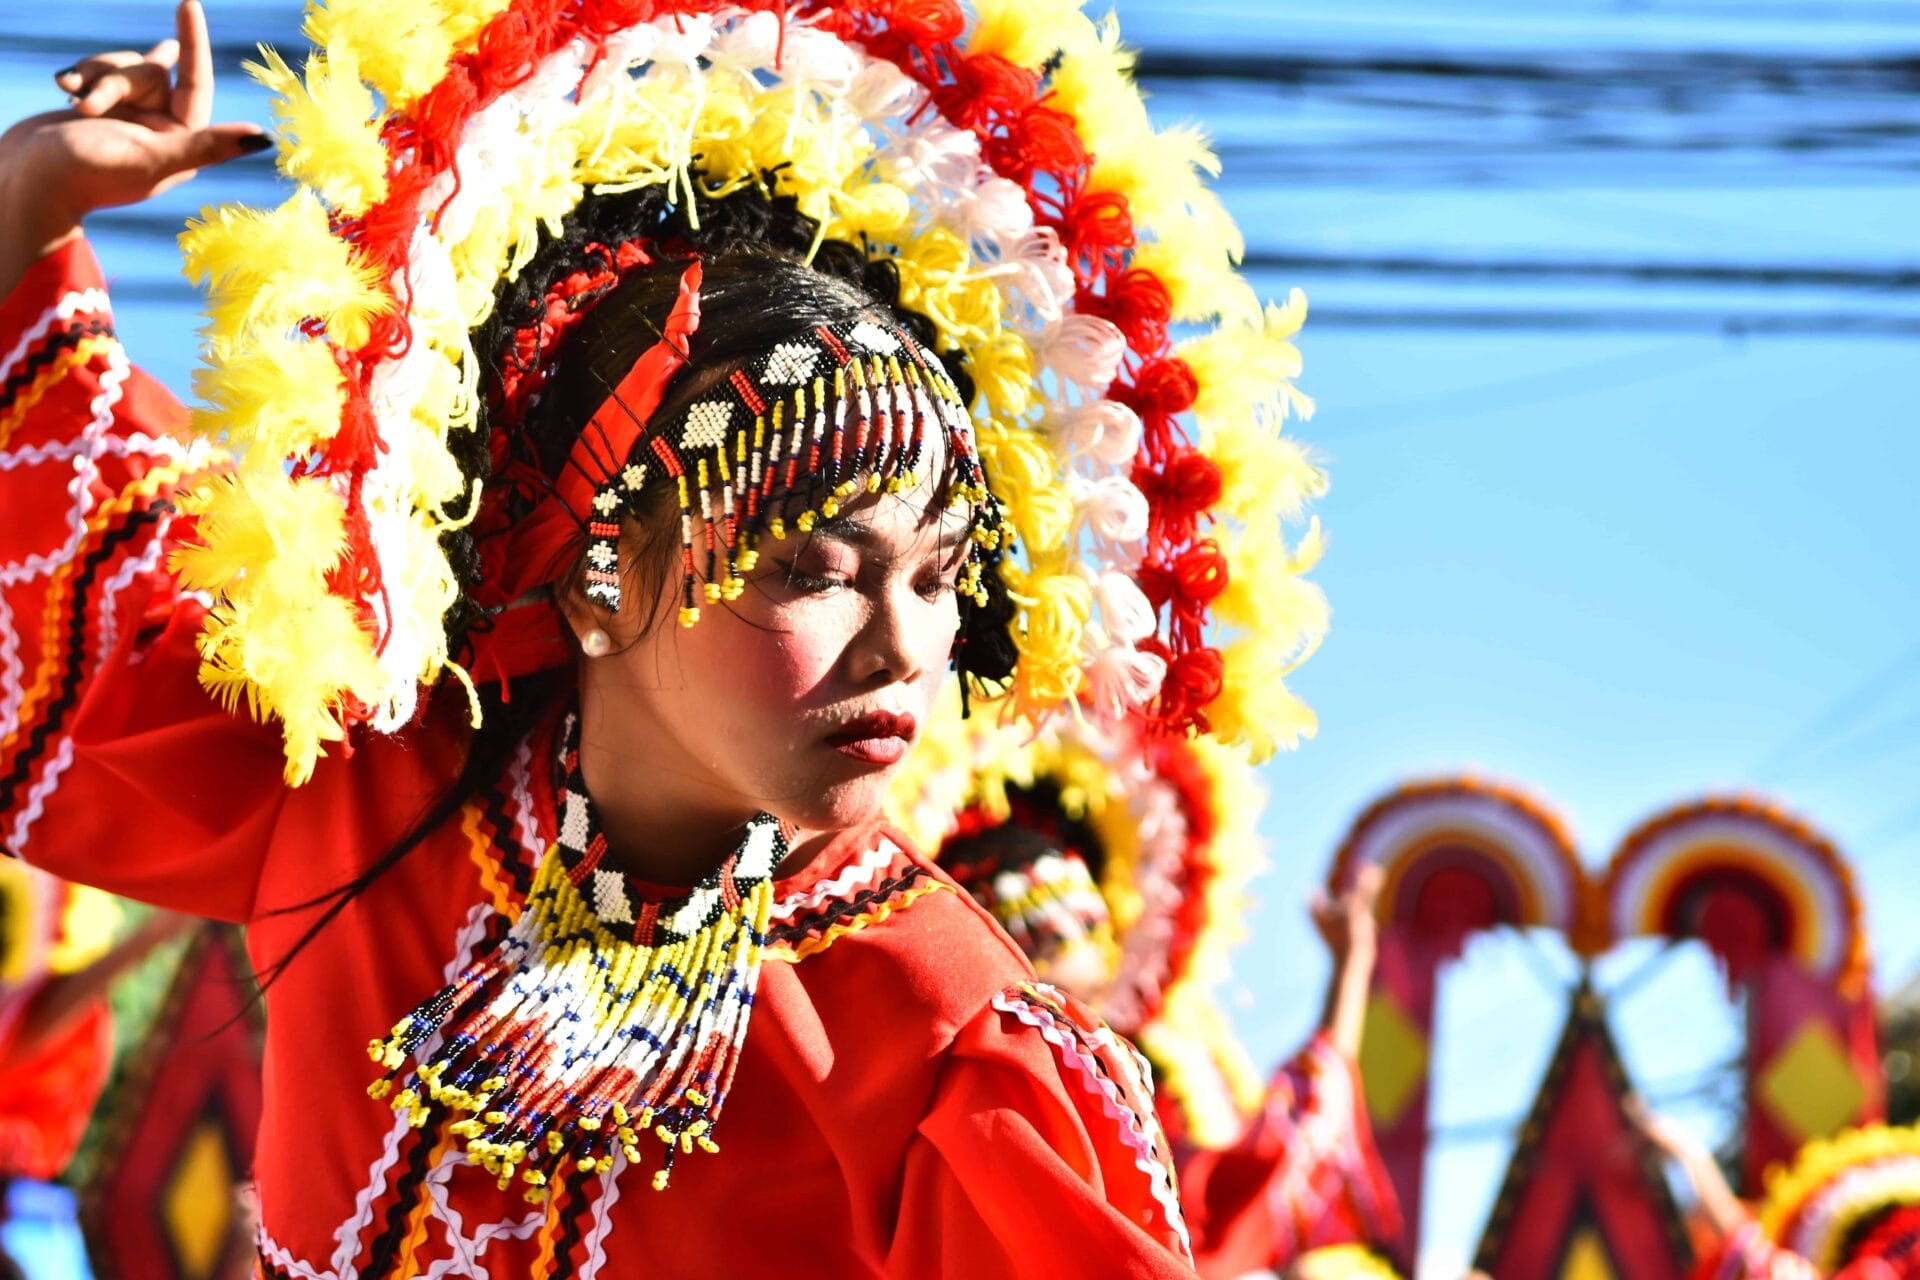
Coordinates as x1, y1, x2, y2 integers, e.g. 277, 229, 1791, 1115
687, 607, 849, 719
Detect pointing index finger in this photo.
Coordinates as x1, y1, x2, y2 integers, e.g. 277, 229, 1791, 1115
172, 0, 213, 130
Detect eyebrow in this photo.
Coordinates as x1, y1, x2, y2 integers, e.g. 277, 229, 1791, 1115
804, 515, 974, 565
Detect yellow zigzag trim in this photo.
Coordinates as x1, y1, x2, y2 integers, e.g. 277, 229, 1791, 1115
461, 800, 520, 921
763, 879, 952, 964
0, 461, 192, 768
0, 335, 122, 451
388, 1124, 456, 1279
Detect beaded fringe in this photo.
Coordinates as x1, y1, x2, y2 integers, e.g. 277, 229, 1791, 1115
368, 752, 786, 1198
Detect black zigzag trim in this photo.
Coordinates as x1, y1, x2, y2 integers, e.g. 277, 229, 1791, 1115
0, 316, 114, 413
0, 504, 162, 826
546, 1174, 599, 1280
479, 774, 536, 900
359, 1122, 441, 1279
765, 862, 931, 947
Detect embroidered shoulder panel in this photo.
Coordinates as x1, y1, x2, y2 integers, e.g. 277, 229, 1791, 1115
763, 834, 952, 963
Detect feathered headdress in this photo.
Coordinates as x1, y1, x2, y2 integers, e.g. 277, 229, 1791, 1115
1758, 1124, 1920, 1274
175, 0, 1327, 783
896, 697, 1269, 1147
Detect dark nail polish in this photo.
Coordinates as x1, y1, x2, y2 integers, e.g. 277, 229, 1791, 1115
54, 65, 78, 80
237, 133, 275, 154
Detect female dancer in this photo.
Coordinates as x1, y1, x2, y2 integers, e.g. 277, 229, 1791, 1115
0, 0, 1323, 1274
1639, 1109, 1920, 1279
903, 714, 1402, 1277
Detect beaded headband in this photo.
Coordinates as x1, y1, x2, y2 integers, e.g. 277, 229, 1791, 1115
577, 310, 1000, 625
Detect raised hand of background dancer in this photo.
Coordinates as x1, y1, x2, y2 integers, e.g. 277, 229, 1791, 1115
0, 0, 270, 296
1309, 863, 1383, 1062
1626, 1096, 1750, 1238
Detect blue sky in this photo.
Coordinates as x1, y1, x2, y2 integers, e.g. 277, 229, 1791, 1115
4, 2, 1918, 1275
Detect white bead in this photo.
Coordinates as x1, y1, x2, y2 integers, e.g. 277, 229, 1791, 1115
581, 628, 612, 658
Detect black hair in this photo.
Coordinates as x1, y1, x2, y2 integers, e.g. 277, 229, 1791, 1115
255, 177, 1017, 987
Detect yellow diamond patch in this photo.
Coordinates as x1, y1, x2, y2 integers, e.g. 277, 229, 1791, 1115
162, 1117, 235, 1280
1759, 1020, 1865, 1143
1561, 1225, 1619, 1280
1360, 992, 1429, 1125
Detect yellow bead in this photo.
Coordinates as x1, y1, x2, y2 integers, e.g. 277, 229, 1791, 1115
703, 581, 721, 603
796, 511, 816, 533
679, 606, 700, 627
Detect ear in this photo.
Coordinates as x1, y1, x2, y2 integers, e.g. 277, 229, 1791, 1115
553, 566, 621, 650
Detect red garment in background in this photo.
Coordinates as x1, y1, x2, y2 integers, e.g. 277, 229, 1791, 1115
1172, 1034, 1404, 1278
0, 241, 1195, 1279
0, 982, 111, 1181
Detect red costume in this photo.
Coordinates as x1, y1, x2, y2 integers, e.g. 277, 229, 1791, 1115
1172, 1034, 1400, 1278
0, 240, 1193, 1277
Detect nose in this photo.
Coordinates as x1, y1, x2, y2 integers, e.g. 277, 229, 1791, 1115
844, 580, 933, 689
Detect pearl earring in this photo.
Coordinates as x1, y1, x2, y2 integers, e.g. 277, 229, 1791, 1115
580, 627, 612, 658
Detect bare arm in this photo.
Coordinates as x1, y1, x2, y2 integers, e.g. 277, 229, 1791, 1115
0, 0, 268, 296
1629, 1099, 1749, 1237
1311, 864, 1382, 1061
6, 911, 199, 1061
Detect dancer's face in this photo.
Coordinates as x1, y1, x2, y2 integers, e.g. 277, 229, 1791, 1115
568, 445, 972, 856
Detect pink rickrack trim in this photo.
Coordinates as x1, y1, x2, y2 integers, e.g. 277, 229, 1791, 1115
989, 983, 1193, 1262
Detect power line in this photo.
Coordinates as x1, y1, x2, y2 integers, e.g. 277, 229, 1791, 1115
1243, 251, 1920, 292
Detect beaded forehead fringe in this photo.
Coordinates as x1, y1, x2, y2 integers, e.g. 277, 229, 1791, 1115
367, 714, 787, 1196
580, 313, 1000, 624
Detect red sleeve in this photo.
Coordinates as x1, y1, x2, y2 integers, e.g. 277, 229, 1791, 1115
0, 978, 112, 1180
887, 981, 1195, 1279
1694, 1223, 1821, 1280
1177, 1032, 1404, 1277
0, 240, 290, 921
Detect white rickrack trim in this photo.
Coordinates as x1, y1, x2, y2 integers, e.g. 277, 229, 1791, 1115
0, 428, 192, 472
577, 1149, 628, 1279
5, 729, 72, 855
327, 901, 499, 1277
989, 984, 1193, 1263
0, 596, 20, 744
90, 510, 169, 689
0, 287, 110, 385
0, 344, 127, 588
769, 834, 898, 922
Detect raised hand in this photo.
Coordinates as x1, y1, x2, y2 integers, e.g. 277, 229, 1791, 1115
0, 0, 269, 293
1310, 862, 1383, 968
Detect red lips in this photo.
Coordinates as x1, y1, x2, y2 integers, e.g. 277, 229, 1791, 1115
825, 711, 918, 766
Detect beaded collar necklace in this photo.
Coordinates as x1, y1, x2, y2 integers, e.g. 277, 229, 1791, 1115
368, 711, 790, 1197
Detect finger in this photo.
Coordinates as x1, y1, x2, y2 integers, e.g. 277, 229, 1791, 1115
144, 37, 181, 72
173, 0, 213, 130
75, 63, 173, 116
149, 121, 275, 182
57, 50, 140, 97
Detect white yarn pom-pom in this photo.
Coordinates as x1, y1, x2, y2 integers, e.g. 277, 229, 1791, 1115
1085, 643, 1168, 720
1035, 313, 1127, 390
1095, 571, 1158, 643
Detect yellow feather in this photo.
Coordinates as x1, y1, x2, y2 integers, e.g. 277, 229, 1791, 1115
1207, 636, 1319, 763
304, 0, 454, 106
966, 0, 1090, 69
180, 190, 390, 349
189, 332, 345, 463
248, 44, 389, 214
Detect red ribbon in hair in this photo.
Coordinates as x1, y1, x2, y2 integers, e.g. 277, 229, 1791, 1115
468, 259, 705, 688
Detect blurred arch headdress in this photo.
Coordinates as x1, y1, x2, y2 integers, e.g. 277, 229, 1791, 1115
175, 0, 1329, 783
